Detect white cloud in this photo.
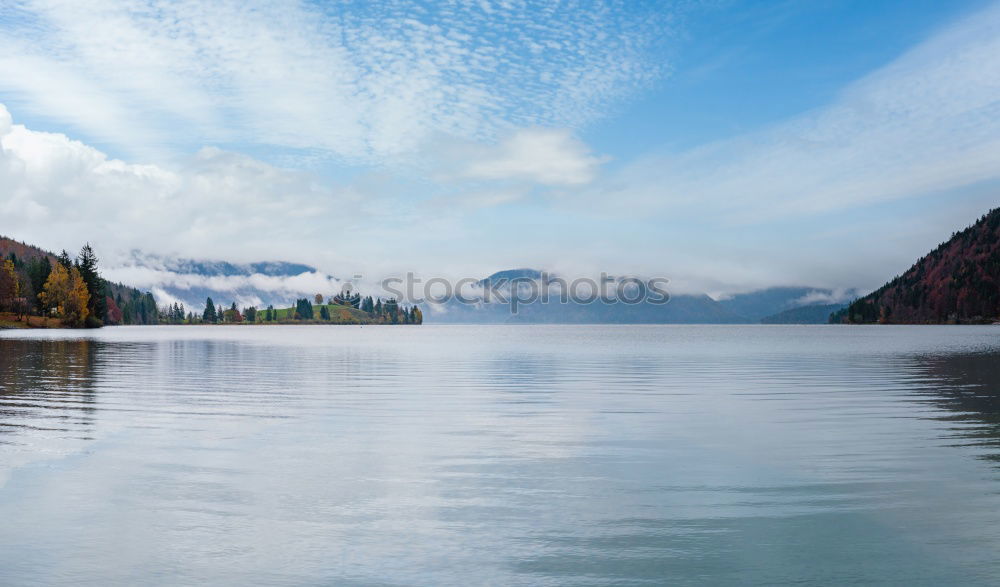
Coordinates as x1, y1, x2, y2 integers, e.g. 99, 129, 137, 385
455, 128, 608, 186
0, 108, 368, 266
792, 289, 860, 307
0, 103, 11, 136
584, 1, 1000, 221
0, 0, 668, 163
104, 264, 349, 310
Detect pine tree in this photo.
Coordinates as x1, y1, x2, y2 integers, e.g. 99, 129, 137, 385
77, 244, 107, 322
203, 297, 217, 322
26, 257, 51, 314
57, 250, 73, 269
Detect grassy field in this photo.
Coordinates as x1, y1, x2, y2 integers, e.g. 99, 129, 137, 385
0, 312, 64, 329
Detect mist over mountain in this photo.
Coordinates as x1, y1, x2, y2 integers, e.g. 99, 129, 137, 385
718, 287, 858, 322
425, 270, 853, 324
96, 256, 864, 325
102, 253, 347, 312
138, 255, 317, 278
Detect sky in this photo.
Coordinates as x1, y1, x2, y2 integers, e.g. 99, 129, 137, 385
1, 0, 998, 296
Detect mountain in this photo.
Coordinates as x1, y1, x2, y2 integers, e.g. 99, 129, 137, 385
0, 237, 56, 265
508, 293, 750, 324
426, 269, 751, 324
761, 303, 846, 324
478, 268, 543, 286
106, 253, 339, 311
427, 291, 750, 324
832, 208, 1000, 324
147, 257, 315, 278
425, 269, 867, 324
717, 286, 858, 321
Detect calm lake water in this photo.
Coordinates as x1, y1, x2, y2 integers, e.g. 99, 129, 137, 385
2, 325, 1000, 585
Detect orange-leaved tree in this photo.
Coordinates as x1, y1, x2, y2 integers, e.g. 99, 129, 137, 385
0, 259, 19, 314
40, 263, 90, 327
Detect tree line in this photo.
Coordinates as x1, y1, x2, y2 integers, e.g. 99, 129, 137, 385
186, 293, 423, 325
1, 240, 424, 327
1, 244, 158, 327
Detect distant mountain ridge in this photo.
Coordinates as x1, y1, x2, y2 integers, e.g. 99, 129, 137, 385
108, 252, 337, 311
762, 304, 846, 324
128, 252, 317, 277
427, 270, 851, 324
718, 286, 857, 321
833, 208, 1000, 324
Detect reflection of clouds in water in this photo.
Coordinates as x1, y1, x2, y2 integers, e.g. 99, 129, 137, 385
1, 326, 1000, 584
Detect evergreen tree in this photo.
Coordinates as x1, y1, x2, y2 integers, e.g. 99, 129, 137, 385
77, 244, 107, 322
25, 257, 51, 314
319, 305, 330, 320
203, 297, 217, 322
57, 249, 73, 269
294, 298, 314, 319
385, 298, 399, 323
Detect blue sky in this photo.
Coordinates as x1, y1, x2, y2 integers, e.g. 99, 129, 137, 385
0, 0, 997, 295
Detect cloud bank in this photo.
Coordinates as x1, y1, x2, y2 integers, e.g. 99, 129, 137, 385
0, 103, 367, 266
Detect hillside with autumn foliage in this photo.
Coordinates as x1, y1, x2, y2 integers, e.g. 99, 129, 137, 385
832, 208, 1000, 324
1, 236, 159, 327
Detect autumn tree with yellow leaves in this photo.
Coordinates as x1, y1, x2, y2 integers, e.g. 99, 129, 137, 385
0, 259, 21, 317
40, 263, 90, 327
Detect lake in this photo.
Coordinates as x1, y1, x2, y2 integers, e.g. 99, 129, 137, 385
2, 325, 1000, 585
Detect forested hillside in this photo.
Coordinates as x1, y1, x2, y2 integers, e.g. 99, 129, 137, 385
832, 208, 1000, 324
1, 237, 158, 327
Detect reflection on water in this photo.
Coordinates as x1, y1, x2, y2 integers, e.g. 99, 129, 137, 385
0, 339, 100, 443
0, 325, 1000, 585
915, 353, 1000, 464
